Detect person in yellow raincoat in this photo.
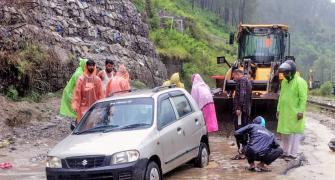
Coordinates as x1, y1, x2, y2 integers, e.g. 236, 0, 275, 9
163, 73, 185, 88
277, 60, 308, 159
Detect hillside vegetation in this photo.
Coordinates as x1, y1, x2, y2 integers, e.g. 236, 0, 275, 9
134, 0, 335, 88
133, 0, 237, 87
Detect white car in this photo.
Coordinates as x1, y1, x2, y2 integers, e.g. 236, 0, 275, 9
46, 86, 209, 180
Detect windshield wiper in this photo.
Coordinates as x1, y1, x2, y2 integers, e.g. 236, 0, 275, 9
74, 125, 119, 135
118, 123, 151, 130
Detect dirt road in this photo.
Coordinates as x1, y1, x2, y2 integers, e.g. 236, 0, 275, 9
0, 99, 334, 179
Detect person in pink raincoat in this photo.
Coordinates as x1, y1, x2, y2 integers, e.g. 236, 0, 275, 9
191, 74, 218, 132
105, 64, 131, 96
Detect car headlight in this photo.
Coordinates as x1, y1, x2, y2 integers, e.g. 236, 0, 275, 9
111, 150, 140, 165
46, 156, 62, 168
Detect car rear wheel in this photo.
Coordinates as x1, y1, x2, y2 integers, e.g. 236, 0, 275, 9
145, 161, 161, 180
194, 142, 209, 168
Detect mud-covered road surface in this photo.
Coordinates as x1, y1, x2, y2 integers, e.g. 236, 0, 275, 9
0, 98, 334, 179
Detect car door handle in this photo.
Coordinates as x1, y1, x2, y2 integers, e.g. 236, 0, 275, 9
177, 127, 182, 132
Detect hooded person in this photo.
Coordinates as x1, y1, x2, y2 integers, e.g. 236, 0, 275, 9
235, 116, 283, 172
191, 74, 218, 132
72, 59, 103, 123
105, 64, 131, 96
60, 58, 87, 118
277, 60, 308, 159
163, 73, 185, 88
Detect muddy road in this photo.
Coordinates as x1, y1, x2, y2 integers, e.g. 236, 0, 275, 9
0, 99, 334, 180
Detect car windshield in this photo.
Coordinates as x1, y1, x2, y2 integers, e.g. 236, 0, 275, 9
74, 98, 154, 134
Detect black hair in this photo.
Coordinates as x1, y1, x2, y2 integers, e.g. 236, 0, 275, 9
105, 59, 114, 65
86, 59, 95, 66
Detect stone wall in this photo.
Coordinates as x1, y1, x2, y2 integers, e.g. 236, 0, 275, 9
0, 0, 167, 93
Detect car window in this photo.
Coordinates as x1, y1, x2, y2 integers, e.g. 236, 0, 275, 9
74, 98, 154, 134
171, 95, 193, 118
158, 98, 177, 128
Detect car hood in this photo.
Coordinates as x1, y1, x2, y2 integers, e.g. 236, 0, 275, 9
48, 129, 152, 158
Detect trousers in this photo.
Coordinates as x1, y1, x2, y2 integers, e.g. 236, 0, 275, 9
247, 147, 283, 165
281, 134, 302, 157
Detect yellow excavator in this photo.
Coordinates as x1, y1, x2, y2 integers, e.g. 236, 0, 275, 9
212, 24, 295, 131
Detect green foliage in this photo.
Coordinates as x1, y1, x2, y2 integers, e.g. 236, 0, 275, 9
132, 0, 146, 13
6, 85, 19, 101
146, 0, 237, 88
28, 91, 42, 102
309, 81, 333, 96
19, 42, 46, 64
149, 13, 160, 29
320, 81, 333, 96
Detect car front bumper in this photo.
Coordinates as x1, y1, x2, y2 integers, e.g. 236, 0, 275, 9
46, 158, 148, 180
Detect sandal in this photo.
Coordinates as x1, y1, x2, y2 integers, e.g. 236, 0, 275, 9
256, 166, 271, 172
248, 166, 256, 172
230, 154, 245, 160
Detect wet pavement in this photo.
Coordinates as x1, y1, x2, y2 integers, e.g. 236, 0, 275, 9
0, 112, 335, 180
164, 135, 286, 180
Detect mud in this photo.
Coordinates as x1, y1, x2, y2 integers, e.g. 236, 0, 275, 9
284, 112, 335, 180
0, 101, 334, 179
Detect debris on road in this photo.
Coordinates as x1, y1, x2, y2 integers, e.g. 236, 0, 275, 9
329, 138, 335, 152
281, 153, 308, 175
0, 162, 12, 169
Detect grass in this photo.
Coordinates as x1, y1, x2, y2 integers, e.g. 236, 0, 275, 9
131, 0, 237, 87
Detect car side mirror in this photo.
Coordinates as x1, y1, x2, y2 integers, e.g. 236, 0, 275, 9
229, 32, 234, 45
217, 56, 231, 68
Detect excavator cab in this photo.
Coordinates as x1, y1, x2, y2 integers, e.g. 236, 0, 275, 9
213, 24, 293, 132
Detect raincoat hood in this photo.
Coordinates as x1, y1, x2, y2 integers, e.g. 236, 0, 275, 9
116, 64, 130, 81
253, 116, 266, 127
163, 72, 185, 88
170, 73, 181, 84
79, 58, 87, 70
83, 61, 97, 76
191, 74, 213, 109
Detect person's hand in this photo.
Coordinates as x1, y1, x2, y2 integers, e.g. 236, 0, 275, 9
276, 112, 279, 119
236, 110, 241, 116
297, 113, 304, 120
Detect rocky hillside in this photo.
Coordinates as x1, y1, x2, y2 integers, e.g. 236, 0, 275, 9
0, 0, 167, 95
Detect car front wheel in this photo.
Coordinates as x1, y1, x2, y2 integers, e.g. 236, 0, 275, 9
194, 142, 209, 168
145, 161, 161, 180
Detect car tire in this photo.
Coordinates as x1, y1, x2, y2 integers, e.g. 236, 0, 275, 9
194, 142, 209, 168
145, 161, 162, 180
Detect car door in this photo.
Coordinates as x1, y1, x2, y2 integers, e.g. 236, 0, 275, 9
157, 93, 185, 173
170, 92, 202, 162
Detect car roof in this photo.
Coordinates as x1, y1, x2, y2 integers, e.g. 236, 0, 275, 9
97, 88, 186, 103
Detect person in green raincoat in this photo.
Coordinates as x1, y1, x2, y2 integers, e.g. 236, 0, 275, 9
277, 60, 308, 159
59, 58, 87, 118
